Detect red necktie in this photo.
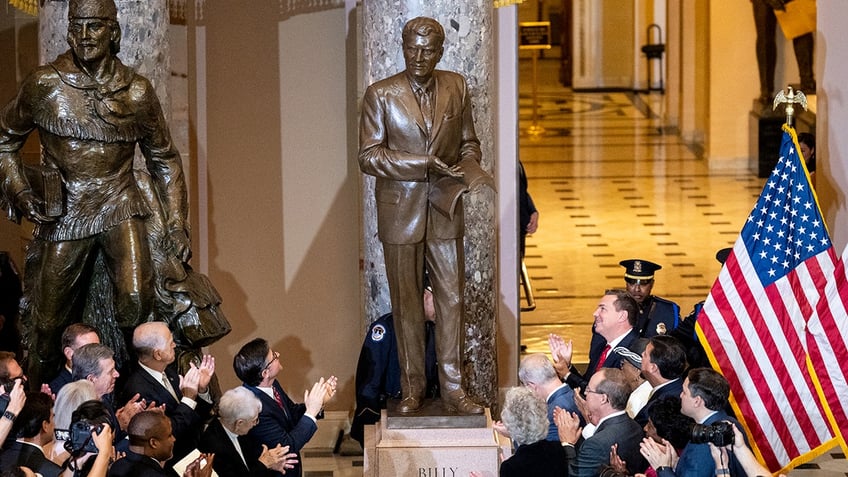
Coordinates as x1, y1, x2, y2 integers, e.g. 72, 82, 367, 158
596, 344, 611, 371
273, 387, 284, 409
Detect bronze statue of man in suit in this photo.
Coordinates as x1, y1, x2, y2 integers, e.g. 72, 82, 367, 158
359, 17, 484, 414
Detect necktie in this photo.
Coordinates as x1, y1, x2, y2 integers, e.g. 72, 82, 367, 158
273, 387, 284, 409
273, 387, 289, 419
162, 374, 178, 401
596, 344, 611, 371
416, 86, 433, 132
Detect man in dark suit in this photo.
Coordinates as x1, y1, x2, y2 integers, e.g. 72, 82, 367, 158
233, 338, 336, 477
358, 16, 485, 414
108, 410, 211, 477
549, 289, 641, 392
198, 387, 296, 477
120, 322, 214, 466
517, 353, 581, 441
657, 368, 750, 477
557, 368, 648, 477
633, 335, 687, 426
0, 392, 61, 477
48, 323, 100, 395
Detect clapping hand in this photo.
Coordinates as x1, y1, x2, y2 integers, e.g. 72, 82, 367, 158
548, 334, 573, 377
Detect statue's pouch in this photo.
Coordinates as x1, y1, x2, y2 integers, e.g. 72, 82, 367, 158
25, 164, 64, 217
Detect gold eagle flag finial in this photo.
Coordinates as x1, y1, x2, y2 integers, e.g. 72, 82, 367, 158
773, 86, 808, 127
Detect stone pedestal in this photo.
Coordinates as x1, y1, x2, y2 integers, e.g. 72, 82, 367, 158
364, 409, 509, 477
749, 106, 784, 178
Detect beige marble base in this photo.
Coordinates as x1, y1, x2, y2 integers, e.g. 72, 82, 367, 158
364, 409, 508, 477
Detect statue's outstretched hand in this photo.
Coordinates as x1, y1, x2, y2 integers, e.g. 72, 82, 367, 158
428, 156, 464, 179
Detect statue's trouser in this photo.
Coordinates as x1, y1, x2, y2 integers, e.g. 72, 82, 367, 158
752, 0, 777, 99
792, 32, 815, 90
383, 237, 467, 401
28, 217, 153, 384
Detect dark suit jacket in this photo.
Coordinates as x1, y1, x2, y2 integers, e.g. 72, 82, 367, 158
48, 367, 73, 395
637, 296, 680, 338
634, 378, 683, 426
667, 411, 747, 477
120, 365, 212, 465
359, 69, 482, 244
546, 384, 579, 441
567, 412, 647, 477
0, 441, 62, 477
500, 440, 568, 477
567, 328, 641, 391
243, 381, 317, 477
107, 450, 179, 477
198, 418, 276, 477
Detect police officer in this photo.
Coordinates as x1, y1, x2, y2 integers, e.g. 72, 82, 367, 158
671, 248, 732, 369
619, 259, 680, 338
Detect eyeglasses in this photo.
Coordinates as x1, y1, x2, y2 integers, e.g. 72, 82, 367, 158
584, 388, 604, 395
624, 278, 654, 286
263, 351, 280, 371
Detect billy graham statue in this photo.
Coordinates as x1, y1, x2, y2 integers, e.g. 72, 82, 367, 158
358, 17, 488, 414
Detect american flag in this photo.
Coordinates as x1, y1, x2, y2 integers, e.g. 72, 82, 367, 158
697, 125, 847, 472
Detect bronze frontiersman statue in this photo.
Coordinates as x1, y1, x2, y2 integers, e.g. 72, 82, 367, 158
0, 0, 191, 383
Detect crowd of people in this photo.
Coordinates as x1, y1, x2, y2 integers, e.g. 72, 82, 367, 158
490, 282, 779, 477
0, 323, 337, 477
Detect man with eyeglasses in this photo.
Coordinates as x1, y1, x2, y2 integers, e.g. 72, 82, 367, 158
620, 259, 680, 338
555, 368, 648, 477
234, 338, 337, 477
0, 351, 27, 391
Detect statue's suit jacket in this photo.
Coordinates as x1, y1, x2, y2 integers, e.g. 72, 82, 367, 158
358, 69, 482, 244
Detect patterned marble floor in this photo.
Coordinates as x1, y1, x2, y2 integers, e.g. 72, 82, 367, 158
518, 58, 847, 476
518, 61, 761, 362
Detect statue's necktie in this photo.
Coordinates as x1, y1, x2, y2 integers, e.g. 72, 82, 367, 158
416, 86, 434, 133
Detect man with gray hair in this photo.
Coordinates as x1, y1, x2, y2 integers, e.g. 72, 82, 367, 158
517, 353, 580, 441
199, 387, 297, 477
121, 321, 214, 466
71, 343, 149, 438
72, 343, 119, 399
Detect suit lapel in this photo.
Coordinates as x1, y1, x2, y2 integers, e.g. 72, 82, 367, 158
430, 72, 446, 139
397, 76, 428, 135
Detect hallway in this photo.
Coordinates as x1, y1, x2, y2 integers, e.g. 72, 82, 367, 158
518, 58, 760, 362
516, 57, 846, 476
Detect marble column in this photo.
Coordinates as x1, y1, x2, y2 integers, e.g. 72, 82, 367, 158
39, 0, 171, 119
360, 1, 497, 408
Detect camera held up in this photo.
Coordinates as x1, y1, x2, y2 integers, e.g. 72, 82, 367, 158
690, 421, 735, 447
66, 420, 104, 455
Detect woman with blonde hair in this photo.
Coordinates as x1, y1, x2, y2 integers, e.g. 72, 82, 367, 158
49, 380, 98, 465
